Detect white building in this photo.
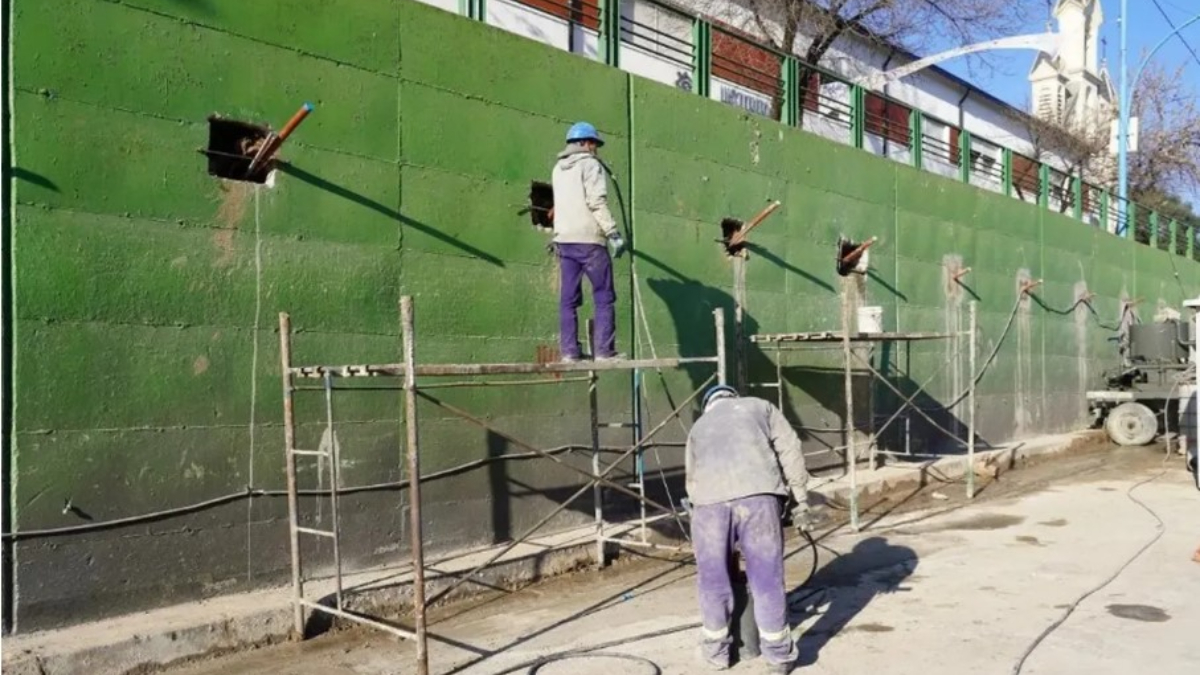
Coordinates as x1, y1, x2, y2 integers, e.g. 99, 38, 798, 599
413, 0, 1116, 225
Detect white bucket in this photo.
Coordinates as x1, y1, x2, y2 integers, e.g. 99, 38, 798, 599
857, 306, 883, 334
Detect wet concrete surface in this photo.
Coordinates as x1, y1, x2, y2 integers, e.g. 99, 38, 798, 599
156, 443, 1200, 675
1105, 603, 1171, 623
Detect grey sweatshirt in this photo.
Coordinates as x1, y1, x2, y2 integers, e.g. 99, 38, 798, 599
551, 144, 619, 245
685, 397, 809, 508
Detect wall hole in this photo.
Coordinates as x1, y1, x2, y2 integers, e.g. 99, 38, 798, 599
837, 235, 869, 276
204, 116, 273, 184
721, 217, 745, 256
525, 180, 555, 231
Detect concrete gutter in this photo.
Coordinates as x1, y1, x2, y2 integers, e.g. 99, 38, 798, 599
1, 431, 1099, 675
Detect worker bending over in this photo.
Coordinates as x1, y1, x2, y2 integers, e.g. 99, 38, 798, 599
686, 385, 812, 673
551, 122, 626, 362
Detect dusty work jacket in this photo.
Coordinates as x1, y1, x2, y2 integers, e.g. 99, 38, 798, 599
551, 144, 619, 246
685, 397, 809, 508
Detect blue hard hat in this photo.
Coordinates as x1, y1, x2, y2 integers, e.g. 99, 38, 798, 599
702, 385, 738, 409
566, 121, 604, 146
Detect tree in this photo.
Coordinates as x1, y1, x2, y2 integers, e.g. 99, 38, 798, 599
691, 0, 1033, 123
1125, 63, 1200, 205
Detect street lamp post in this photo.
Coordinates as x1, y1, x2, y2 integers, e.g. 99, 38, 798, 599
1117, 3, 1200, 237
1118, 0, 1129, 237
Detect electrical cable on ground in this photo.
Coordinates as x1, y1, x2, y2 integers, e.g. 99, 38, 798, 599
496, 624, 702, 675
1009, 467, 1169, 675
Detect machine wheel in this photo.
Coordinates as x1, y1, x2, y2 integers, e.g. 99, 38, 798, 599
1105, 402, 1159, 446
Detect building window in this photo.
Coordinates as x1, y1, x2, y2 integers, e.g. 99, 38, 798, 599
711, 23, 780, 98
519, 0, 600, 30
865, 93, 911, 145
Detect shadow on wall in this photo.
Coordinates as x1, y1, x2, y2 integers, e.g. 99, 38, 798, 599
630, 240, 988, 479
276, 161, 506, 267
744, 242, 835, 294
12, 167, 59, 192
779, 357, 989, 461
642, 271, 745, 407
636, 254, 931, 468
488, 431, 512, 545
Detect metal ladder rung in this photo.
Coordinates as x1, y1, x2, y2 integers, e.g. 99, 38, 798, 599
296, 526, 336, 539
598, 422, 636, 429
747, 382, 780, 388
290, 449, 329, 457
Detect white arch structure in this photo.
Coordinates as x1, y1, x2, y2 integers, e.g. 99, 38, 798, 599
855, 33, 1061, 91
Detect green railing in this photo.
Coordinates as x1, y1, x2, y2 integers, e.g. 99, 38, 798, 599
454, 0, 1197, 258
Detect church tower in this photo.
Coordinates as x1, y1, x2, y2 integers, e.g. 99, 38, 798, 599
1029, 0, 1115, 129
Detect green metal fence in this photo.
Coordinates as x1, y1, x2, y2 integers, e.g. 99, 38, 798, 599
455, 0, 1193, 257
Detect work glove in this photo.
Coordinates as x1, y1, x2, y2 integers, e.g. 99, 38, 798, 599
607, 232, 627, 259
791, 506, 815, 534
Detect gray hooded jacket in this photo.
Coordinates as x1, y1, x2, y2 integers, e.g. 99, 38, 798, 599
551, 144, 619, 245
685, 397, 809, 508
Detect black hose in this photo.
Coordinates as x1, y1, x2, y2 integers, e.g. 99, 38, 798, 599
793, 529, 819, 581
528, 652, 661, 674
786, 529, 822, 608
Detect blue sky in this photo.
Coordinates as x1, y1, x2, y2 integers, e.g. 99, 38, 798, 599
934, 0, 1200, 206
937, 0, 1200, 110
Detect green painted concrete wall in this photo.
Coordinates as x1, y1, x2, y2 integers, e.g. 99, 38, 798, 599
5, 0, 1198, 630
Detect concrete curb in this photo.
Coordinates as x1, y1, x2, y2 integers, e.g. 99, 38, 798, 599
1, 430, 1099, 675
810, 431, 1101, 506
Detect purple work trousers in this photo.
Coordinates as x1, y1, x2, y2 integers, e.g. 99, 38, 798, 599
692, 494, 797, 668
556, 243, 616, 359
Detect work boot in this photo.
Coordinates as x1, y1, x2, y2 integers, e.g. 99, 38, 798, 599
594, 352, 626, 361
698, 636, 731, 671
760, 634, 797, 674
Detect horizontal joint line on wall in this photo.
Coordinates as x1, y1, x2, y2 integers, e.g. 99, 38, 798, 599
398, 80, 604, 129
96, 0, 396, 79
10, 314, 401, 339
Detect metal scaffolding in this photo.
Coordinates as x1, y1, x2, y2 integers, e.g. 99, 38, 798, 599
747, 302, 979, 530
278, 296, 727, 675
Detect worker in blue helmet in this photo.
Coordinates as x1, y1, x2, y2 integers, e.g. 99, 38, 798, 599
551, 122, 626, 362
686, 384, 811, 673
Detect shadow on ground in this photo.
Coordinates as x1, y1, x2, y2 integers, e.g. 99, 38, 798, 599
787, 536, 918, 667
